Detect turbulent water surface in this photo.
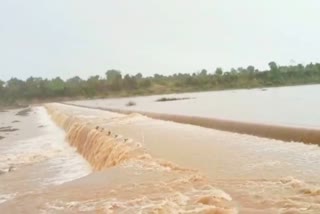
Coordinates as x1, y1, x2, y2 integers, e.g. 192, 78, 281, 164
0, 107, 90, 210
1, 85, 320, 213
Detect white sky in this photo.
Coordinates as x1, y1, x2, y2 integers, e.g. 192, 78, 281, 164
1, 0, 320, 80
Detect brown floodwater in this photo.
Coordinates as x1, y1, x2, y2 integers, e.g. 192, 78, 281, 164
69, 84, 320, 128
0, 107, 91, 209
1, 103, 319, 213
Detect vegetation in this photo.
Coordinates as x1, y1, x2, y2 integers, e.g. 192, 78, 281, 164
1, 62, 320, 108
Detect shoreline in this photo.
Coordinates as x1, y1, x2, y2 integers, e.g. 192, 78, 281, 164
1, 83, 319, 110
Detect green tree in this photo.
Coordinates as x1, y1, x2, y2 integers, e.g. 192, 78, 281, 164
200, 69, 208, 76
67, 76, 82, 85
268, 61, 282, 84
123, 74, 137, 90
215, 68, 223, 76
247, 66, 255, 74
135, 73, 143, 79
25, 77, 43, 98
2, 61, 320, 107
0, 80, 4, 91
85, 75, 101, 97
66, 76, 83, 96
106, 70, 122, 91
139, 78, 152, 88
48, 77, 65, 96
268, 61, 278, 72
0, 80, 5, 103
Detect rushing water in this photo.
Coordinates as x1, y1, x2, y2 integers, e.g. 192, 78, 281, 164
1, 85, 320, 213
70, 84, 320, 128
0, 107, 91, 206
0, 103, 314, 213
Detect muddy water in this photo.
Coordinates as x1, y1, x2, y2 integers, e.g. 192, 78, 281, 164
0, 107, 91, 206
2, 103, 318, 213
69, 84, 320, 128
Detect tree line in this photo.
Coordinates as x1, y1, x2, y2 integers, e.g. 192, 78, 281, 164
1, 62, 320, 107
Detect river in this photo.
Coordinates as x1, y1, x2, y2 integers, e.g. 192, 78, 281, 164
70, 84, 320, 128
0, 85, 319, 213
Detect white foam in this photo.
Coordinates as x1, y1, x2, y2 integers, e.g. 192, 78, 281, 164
34, 107, 91, 185
0, 106, 91, 184
0, 193, 16, 204
43, 154, 91, 185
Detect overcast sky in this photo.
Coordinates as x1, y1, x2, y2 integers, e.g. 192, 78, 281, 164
1, 0, 320, 80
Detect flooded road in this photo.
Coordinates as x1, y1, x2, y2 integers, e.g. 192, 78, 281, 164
1, 103, 318, 213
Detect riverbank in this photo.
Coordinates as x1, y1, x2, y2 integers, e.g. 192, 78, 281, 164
1, 82, 320, 110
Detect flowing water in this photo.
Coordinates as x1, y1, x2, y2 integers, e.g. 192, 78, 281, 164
70, 84, 320, 128
0, 107, 91, 209
1, 85, 320, 213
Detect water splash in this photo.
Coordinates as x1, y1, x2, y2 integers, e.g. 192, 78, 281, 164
44, 103, 238, 213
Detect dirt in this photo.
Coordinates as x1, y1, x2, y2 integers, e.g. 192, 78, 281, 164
0, 136, 4, 140
12, 120, 20, 123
